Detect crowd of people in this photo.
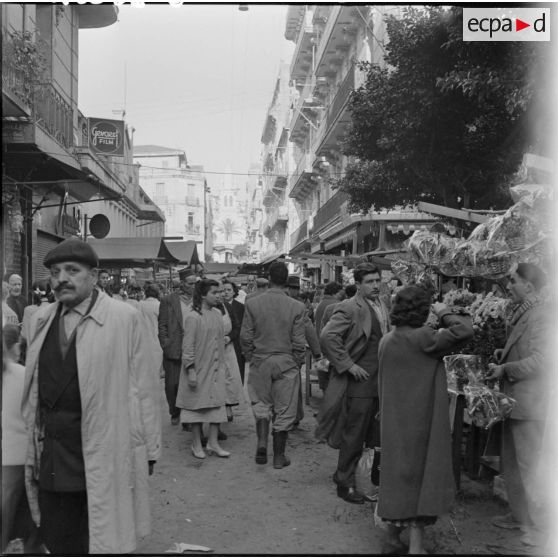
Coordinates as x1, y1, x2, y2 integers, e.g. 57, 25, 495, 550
1, 237, 551, 554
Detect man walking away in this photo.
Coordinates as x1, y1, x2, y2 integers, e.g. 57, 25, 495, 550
240, 262, 306, 469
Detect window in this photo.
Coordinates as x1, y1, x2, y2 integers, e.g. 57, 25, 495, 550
187, 212, 194, 227
187, 184, 196, 197
155, 183, 165, 197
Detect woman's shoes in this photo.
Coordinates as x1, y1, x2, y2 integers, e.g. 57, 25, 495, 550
205, 444, 231, 458
191, 445, 206, 459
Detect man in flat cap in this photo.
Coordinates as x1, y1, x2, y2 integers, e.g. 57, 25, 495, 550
21, 238, 161, 554
158, 268, 197, 426
240, 262, 306, 468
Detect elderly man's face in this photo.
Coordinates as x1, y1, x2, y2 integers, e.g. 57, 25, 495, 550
50, 262, 97, 308
8, 276, 22, 297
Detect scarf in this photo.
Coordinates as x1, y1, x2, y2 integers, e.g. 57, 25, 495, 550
510, 296, 541, 326
368, 298, 390, 335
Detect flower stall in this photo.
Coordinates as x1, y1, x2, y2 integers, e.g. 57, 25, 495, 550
389, 183, 552, 486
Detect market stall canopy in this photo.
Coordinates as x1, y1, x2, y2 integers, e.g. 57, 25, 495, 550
164, 240, 201, 266
202, 262, 239, 274
87, 237, 177, 268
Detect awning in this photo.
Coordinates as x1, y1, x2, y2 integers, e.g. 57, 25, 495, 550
324, 226, 358, 252
164, 241, 201, 265
259, 253, 285, 266
87, 237, 177, 268
202, 262, 239, 274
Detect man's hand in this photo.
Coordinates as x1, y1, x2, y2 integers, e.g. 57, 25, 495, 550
148, 460, 156, 476
493, 349, 503, 363
348, 364, 369, 381
187, 368, 197, 389
486, 363, 505, 381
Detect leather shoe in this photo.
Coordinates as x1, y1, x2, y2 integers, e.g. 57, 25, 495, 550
337, 486, 365, 504
171, 416, 179, 425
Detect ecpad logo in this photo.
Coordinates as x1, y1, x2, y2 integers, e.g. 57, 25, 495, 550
463, 8, 550, 41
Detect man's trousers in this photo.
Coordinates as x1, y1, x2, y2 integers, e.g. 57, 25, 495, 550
334, 396, 379, 489
502, 418, 546, 531
162, 357, 181, 419
247, 362, 300, 432
39, 489, 88, 555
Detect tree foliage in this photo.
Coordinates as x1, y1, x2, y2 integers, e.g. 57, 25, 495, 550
337, 6, 550, 213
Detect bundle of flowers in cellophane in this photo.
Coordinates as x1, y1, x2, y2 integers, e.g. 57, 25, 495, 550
443, 354, 487, 394
407, 231, 457, 267
462, 292, 510, 368
463, 384, 516, 429
447, 239, 485, 277
390, 259, 424, 284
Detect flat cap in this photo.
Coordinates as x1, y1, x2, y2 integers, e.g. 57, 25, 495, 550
44, 238, 99, 268
287, 275, 300, 288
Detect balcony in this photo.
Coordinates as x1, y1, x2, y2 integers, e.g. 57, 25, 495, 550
314, 6, 359, 77
290, 219, 309, 250
288, 151, 316, 201
313, 191, 349, 234
289, 9, 316, 81
264, 204, 289, 234
315, 64, 356, 155
33, 82, 73, 150
2, 56, 32, 117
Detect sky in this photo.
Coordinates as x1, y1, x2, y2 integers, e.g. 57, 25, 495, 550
78, 4, 294, 192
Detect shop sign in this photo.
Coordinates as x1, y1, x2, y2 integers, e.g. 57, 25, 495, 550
62, 212, 80, 236
88, 117, 124, 157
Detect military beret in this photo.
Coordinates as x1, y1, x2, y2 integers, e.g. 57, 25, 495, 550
43, 238, 99, 268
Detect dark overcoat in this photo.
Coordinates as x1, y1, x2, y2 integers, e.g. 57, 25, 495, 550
377, 312, 473, 520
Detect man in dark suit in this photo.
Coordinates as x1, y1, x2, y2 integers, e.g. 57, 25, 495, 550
7, 274, 27, 323
158, 271, 197, 425
319, 263, 390, 504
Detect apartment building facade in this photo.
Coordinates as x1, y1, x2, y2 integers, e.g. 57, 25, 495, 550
133, 145, 209, 261
2, 4, 164, 288
284, 5, 436, 283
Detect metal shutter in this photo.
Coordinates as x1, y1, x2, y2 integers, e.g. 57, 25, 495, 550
35, 231, 63, 280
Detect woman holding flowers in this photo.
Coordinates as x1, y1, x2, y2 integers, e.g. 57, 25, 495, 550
377, 285, 473, 554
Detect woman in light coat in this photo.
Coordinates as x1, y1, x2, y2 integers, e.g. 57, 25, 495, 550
22, 292, 162, 554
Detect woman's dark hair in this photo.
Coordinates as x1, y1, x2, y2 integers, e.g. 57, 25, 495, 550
344, 284, 357, 298
32, 279, 52, 305
144, 283, 160, 299
221, 278, 239, 297
515, 263, 546, 291
390, 285, 431, 328
192, 279, 219, 314
324, 281, 342, 296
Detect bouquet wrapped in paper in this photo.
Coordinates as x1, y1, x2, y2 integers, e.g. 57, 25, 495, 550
390, 259, 424, 285
463, 384, 516, 429
407, 231, 441, 265
487, 201, 542, 252
443, 354, 486, 394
